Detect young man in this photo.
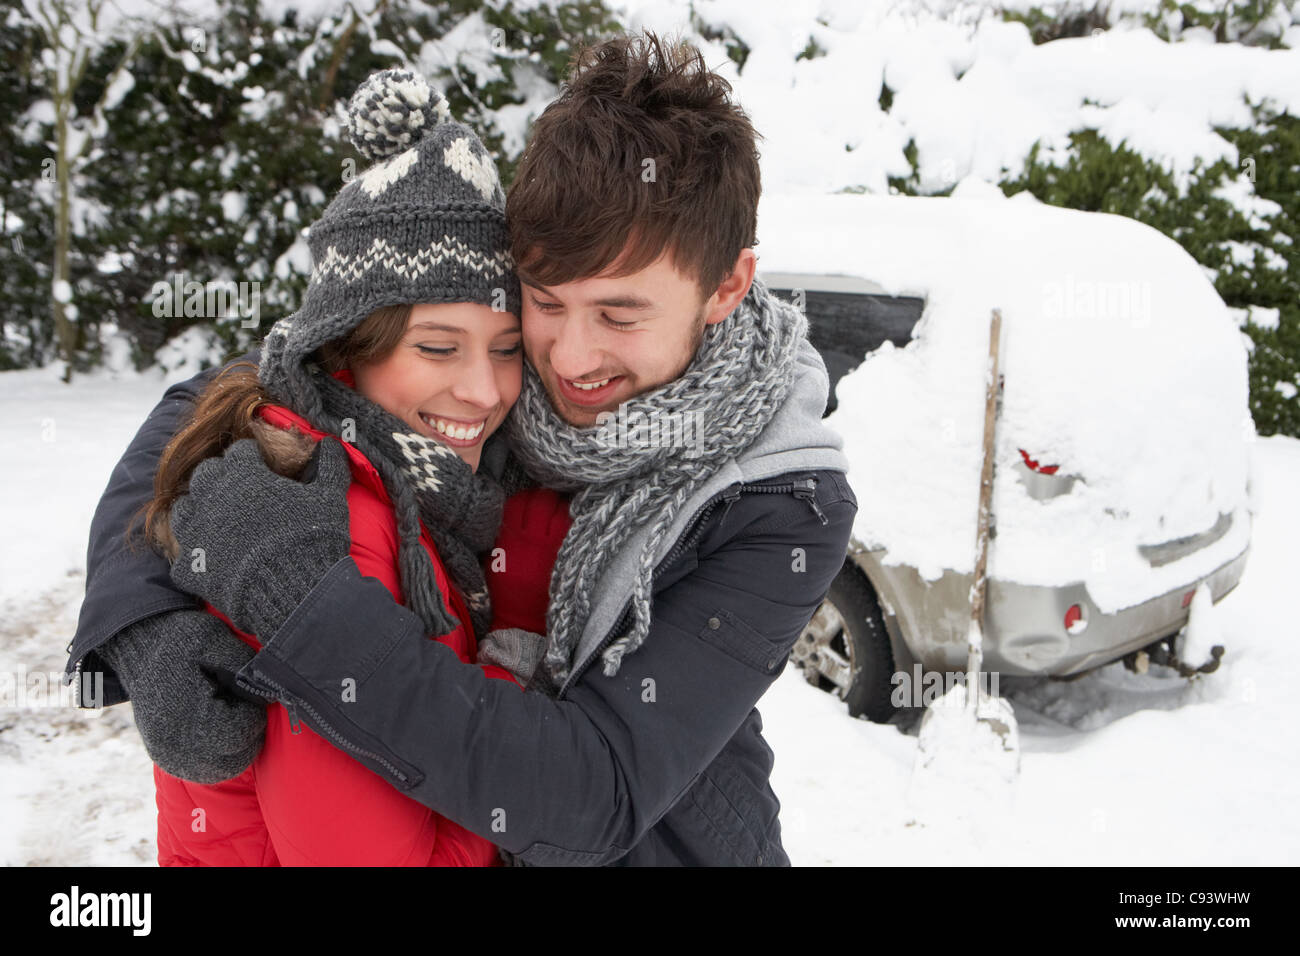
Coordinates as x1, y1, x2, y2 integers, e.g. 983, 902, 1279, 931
65, 33, 857, 866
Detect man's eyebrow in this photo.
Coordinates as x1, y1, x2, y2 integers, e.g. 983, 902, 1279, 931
524, 284, 654, 311
592, 295, 653, 310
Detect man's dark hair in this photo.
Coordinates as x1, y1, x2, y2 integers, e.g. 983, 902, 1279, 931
506, 31, 762, 298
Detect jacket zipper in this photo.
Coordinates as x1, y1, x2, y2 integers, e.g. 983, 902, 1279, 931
560, 493, 729, 696
238, 671, 413, 785
736, 477, 827, 525
560, 475, 827, 694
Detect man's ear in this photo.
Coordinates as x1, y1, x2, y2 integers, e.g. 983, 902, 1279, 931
703, 248, 757, 325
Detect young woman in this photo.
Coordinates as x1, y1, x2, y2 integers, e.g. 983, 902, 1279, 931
130, 70, 529, 865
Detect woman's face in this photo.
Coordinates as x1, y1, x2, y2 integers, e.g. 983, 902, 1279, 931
351, 302, 523, 472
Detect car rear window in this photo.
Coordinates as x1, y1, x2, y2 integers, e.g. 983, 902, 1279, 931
768, 287, 925, 415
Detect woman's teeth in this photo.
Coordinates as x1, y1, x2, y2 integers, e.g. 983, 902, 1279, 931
420, 415, 485, 441
570, 378, 612, 390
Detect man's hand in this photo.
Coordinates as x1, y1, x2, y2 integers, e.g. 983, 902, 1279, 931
169, 437, 353, 639
477, 627, 548, 686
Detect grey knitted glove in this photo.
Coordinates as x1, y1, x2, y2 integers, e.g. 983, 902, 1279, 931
477, 627, 548, 687
168, 436, 353, 640
96, 609, 266, 784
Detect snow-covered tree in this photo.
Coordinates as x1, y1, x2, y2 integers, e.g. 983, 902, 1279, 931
6, 0, 620, 374
20, 0, 149, 377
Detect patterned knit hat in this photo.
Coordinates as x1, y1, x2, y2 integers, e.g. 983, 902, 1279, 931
259, 68, 520, 414
248, 70, 521, 643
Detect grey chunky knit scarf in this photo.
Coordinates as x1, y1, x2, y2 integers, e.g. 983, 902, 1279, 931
505, 279, 808, 689
295, 367, 507, 641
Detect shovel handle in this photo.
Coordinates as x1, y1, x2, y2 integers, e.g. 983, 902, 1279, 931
967, 309, 1002, 705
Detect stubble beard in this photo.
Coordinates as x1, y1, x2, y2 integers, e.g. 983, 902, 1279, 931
542, 301, 711, 428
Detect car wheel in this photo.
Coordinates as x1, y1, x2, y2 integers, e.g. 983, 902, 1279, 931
791, 562, 896, 722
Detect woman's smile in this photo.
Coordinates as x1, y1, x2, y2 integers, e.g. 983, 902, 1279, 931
419, 413, 489, 445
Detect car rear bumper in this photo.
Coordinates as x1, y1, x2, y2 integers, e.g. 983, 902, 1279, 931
854, 538, 1250, 678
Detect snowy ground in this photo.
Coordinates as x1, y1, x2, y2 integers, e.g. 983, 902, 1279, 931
0, 363, 1296, 865
0, 367, 182, 866
767, 433, 1300, 865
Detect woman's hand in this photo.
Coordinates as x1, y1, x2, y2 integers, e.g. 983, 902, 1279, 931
96, 609, 266, 784
168, 437, 354, 639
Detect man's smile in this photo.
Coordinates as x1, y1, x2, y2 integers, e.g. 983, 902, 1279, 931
555, 374, 625, 408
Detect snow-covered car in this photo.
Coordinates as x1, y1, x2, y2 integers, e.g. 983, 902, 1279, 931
758, 191, 1256, 722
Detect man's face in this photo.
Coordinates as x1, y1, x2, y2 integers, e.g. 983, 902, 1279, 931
521, 251, 716, 427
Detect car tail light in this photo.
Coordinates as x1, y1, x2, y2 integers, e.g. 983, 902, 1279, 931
1019, 448, 1059, 474
1015, 448, 1076, 500
1064, 603, 1086, 634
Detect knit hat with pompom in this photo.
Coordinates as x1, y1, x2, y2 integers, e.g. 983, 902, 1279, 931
259, 68, 520, 418
250, 69, 521, 647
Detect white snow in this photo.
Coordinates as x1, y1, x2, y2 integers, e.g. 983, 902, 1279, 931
2, 365, 1295, 865
1233, 305, 1281, 331
2, 0, 1296, 868
101, 67, 134, 111
1178, 581, 1223, 671
909, 674, 1021, 836
1222, 239, 1289, 272
1214, 176, 1284, 230
273, 232, 313, 279
220, 190, 247, 222
759, 192, 1253, 616
615, 0, 1300, 196
153, 324, 227, 378
763, 434, 1300, 864
370, 38, 405, 60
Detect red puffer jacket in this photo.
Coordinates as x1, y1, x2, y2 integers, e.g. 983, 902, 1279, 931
153, 390, 521, 866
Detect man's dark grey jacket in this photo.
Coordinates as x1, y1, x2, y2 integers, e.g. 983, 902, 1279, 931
66, 346, 858, 866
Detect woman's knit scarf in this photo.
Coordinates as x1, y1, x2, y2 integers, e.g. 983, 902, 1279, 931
506, 279, 808, 691
291, 368, 509, 642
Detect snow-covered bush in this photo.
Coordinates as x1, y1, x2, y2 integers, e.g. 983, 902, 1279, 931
3, 0, 619, 374
998, 0, 1296, 47
3, 0, 1296, 439
997, 105, 1300, 438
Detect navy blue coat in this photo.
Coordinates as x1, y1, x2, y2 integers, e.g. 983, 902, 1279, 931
65, 351, 858, 866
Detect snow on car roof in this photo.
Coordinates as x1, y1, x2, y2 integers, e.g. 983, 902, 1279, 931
757, 189, 1253, 612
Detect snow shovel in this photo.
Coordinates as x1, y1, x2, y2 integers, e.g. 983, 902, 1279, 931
909, 308, 1020, 818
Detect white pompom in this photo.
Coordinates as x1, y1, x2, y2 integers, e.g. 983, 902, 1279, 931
347, 69, 451, 163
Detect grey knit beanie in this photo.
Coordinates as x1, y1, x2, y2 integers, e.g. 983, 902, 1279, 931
259, 68, 521, 414
247, 69, 521, 643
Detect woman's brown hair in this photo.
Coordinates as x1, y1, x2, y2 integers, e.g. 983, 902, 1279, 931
137, 303, 413, 559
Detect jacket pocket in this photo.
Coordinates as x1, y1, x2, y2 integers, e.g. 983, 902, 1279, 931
679, 758, 769, 866
696, 606, 788, 676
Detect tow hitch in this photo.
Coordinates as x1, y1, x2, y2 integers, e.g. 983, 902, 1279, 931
1124, 633, 1225, 678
